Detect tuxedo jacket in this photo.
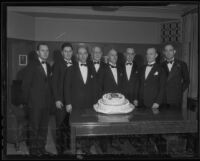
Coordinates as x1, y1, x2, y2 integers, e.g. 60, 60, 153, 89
122, 62, 139, 102
51, 58, 75, 103
21, 58, 52, 109
64, 63, 95, 109
88, 60, 107, 103
102, 64, 124, 94
161, 59, 190, 105
137, 63, 166, 107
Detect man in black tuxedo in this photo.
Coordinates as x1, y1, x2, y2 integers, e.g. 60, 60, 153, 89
51, 43, 74, 154
161, 44, 190, 108
103, 49, 124, 94
88, 46, 106, 103
64, 45, 95, 113
22, 43, 52, 155
122, 48, 139, 105
136, 48, 166, 110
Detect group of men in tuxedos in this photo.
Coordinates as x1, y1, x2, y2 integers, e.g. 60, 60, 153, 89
21, 42, 189, 155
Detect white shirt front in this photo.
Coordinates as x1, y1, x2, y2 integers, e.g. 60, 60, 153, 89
125, 62, 133, 80
145, 61, 155, 79
79, 62, 88, 84
109, 63, 118, 84
94, 62, 100, 72
64, 59, 73, 67
38, 57, 47, 76
167, 58, 175, 72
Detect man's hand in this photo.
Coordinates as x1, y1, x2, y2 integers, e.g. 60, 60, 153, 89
152, 103, 159, 109
133, 100, 138, 106
55, 100, 63, 109
66, 104, 72, 113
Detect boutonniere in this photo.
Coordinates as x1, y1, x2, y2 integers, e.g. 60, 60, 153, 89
120, 73, 123, 76
50, 72, 53, 76
154, 71, 159, 75
176, 63, 181, 68
135, 71, 138, 74
91, 75, 94, 79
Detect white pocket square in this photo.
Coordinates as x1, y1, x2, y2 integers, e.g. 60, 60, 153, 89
154, 71, 159, 75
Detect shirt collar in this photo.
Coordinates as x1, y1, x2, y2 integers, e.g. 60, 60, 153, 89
64, 59, 72, 63
38, 57, 46, 64
109, 62, 116, 67
148, 61, 156, 65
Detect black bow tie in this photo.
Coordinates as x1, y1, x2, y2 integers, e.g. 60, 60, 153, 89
81, 63, 87, 67
167, 60, 174, 64
66, 61, 72, 64
93, 61, 100, 65
147, 64, 154, 67
41, 61, 46, 64
126, 63, 133, 66
109, 64, 117, 68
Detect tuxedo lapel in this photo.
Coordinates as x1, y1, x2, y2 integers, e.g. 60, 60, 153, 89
76, 65, 85, 85
168, 60, 178, 80
108, 67, 118, 85
36, 60, 47, 78
145, 65, 157, 81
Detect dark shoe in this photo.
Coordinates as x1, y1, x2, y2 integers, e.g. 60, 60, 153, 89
40, 149, 54, 156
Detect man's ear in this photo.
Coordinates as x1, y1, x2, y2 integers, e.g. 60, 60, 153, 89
36, 50, 39, 56
174, 50, 176, 54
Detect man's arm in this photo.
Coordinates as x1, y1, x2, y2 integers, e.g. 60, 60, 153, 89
155, 67, 166, 105
181, 61, 190, 92
64, 67, 72, 105
51, 63, 62, 101
21, 63, 34, 104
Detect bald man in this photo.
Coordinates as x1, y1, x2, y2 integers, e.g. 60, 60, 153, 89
88, 46, 106, 103
64, 46, 95, 111
102, 49, 124, 94
122, 48, 139, 104
161, 44, 189, 108
136, 48, 166, 109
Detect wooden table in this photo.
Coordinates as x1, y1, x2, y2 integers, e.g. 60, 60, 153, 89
70, 106, 197, 154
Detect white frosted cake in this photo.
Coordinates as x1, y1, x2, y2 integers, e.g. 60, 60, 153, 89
94, 93, 134, 114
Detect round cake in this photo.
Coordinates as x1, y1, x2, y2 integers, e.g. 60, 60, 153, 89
94, 93, 135, 114
102, 93, 125, 105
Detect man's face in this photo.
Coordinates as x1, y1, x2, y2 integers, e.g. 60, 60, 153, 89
125, 48, 135, 62
146, 48, 157, 63
92, 47, 103, 61
163, 45, 176, 60
108, 49, 118, 64
37, 45, 49, 61
62, 46, 73, 60
77, 47, 88, 63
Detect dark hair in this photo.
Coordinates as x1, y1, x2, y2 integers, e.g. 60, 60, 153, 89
36, 42, 48, 50
163, 43, 175, 50
61, 42, 73, 51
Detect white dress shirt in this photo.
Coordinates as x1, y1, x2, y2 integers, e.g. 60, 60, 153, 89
38, 57, 47, 76
79, 62, 88, 84
145, 61, 155, 79
167, 58, 174, 72
109, 62, 118, 84
125, 62, 133, 81
64, 59, 73, 67
93, 61, 100, 72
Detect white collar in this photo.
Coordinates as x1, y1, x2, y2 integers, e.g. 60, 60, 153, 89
148, 61, 155, 65
38, 57, 46, 63
64, 59, 72, 63
109, 62, 117, 67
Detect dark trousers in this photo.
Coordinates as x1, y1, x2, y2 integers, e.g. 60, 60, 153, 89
28, 107, 49, 154
55, 108, 70, 154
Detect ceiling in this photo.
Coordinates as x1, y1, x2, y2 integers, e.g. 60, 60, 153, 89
8, 4, 198, 22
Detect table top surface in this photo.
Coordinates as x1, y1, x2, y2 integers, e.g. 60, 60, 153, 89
70, 106, 196, 126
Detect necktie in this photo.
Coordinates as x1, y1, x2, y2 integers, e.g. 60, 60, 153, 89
81, 63, 87, 67
167, 60, 174, 64
110, 64, 117, 68
126, 63, 133, 66
147, 64, 154, 67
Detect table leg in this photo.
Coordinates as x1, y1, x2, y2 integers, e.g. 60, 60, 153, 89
70, 126, 76, 154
